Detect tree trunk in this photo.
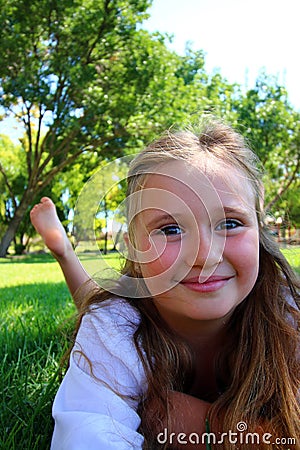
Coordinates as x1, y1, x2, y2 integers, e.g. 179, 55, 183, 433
0, 195, 32, 257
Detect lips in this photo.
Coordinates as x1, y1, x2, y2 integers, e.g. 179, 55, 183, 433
180, 274, 234, 293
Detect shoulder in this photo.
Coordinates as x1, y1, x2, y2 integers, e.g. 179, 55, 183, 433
73, 298, 145, 396
79, 298, 140, 347
51, 299, 145, 449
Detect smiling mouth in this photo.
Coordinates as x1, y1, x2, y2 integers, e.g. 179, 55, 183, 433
180, 275, 234, 293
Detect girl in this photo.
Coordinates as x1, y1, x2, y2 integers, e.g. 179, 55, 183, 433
30, 117, 300, 449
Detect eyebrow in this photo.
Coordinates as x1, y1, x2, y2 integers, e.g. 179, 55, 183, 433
222, 206, 252, 215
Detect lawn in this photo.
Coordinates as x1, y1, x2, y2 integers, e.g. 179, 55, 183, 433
281, 246, 300, 275
0, 252, 123, 450
0, 247, 299, 449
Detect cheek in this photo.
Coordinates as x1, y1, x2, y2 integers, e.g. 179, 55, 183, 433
226, 231, 259, 277
141, 242, 181, 277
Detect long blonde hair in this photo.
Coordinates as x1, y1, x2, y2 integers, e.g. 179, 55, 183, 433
82, 117, 300, 449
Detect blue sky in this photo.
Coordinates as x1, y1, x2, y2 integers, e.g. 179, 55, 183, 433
144, 0, 300, 110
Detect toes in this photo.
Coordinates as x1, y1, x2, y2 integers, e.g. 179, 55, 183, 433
41, 197, 51, 203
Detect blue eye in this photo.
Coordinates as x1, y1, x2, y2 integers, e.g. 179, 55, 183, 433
160, 225, 182, 235
216, 219, 243, 231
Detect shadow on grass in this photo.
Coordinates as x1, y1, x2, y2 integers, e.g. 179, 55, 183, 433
0, 253, 57, 264
0, 250, 124, 265
1, 281, 76, 450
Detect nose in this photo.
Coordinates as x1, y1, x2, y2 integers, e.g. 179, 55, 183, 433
184, 225, 224, 269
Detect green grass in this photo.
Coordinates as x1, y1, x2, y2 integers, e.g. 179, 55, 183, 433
281, 246, 300, 275
0, 252, 122, 450
0, 248, 299, 449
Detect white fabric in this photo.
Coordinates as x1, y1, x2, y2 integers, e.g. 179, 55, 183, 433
51, 290, 299, 449
51, 299, 146, 450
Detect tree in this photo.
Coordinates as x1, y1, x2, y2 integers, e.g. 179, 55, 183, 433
0, 0, 158, 256
235, 73, 300, 225
0, 0, 180, 256
0, 135, 28, 253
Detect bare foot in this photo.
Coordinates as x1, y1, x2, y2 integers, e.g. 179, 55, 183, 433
30, 197, 72, 258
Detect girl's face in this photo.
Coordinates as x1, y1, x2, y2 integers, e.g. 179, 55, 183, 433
130, 159, 260, 334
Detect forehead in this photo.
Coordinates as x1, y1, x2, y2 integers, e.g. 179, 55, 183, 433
140, 159, 256, 210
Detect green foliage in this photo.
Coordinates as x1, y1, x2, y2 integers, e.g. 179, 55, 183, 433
235, 73, 300, 225
0, 135, 25, 234
0, 0, 155, 255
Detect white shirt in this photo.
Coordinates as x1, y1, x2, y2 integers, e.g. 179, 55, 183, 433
51, 290, 299, 449
51, 299, 146, 450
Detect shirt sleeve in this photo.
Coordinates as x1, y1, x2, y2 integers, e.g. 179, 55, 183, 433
51, 300, 145, 450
